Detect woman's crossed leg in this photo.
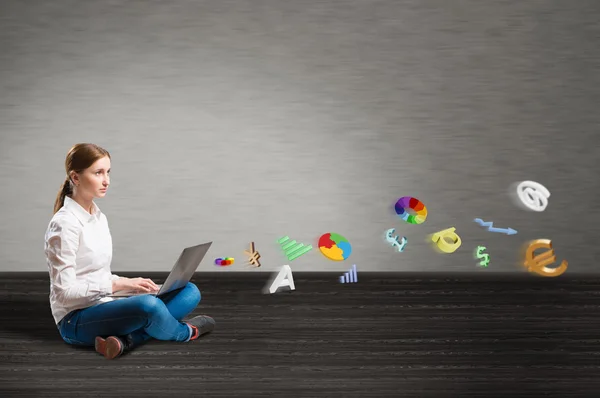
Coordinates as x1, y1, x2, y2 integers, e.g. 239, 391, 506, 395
59, 282, 214, 358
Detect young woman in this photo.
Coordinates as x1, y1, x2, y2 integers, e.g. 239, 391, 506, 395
45, 143, 215, 360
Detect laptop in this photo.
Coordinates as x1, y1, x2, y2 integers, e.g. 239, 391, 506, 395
108, 241, 212, 297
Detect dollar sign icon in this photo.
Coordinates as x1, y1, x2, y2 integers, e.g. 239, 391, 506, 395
523, 239, 568, 277
475, 246, 490, 267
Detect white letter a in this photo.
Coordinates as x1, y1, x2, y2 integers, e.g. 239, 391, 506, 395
264, 265, 295, 294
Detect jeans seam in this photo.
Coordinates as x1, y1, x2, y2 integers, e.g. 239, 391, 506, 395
62, 336, 90, 346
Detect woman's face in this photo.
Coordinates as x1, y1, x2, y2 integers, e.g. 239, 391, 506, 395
72, 156, 111, 199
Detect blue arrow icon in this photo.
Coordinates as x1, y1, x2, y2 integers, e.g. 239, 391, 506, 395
474, 218, 517, 235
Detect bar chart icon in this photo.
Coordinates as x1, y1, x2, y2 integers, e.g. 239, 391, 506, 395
277, 236, 312, 261
339, 264, 358, 283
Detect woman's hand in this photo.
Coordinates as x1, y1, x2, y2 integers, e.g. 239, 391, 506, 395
113, 277, 160, 293
127, 277, 160, 293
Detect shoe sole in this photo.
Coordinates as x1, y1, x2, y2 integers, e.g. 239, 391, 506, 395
95, 336, 123, 359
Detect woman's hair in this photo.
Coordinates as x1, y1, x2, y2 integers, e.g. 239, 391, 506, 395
53, 143, 111, 215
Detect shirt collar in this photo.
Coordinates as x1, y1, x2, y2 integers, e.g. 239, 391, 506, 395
63, 196, 102, 224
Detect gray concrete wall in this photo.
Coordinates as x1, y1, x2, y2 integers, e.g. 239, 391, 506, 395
1, 0, 598, 273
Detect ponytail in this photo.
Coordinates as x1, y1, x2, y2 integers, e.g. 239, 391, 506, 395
53, 176, 72, 215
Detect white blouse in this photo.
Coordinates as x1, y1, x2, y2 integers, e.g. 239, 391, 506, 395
44, 196, 122, 325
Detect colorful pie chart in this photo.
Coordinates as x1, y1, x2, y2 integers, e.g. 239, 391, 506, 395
395, 196, 427, 224
318, 233, 352, 261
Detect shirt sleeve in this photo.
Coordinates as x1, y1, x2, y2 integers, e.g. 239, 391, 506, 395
110, 273, 121, 281
45, 219, 113, 307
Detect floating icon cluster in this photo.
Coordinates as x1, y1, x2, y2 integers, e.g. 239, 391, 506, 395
215, 179, 564, 290
388, 195, 463, 254
380, 180, 566, 276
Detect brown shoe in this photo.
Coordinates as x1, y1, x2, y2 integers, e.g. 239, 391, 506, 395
95, 336, 124, 359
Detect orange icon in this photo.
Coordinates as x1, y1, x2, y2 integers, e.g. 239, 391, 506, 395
523, 239, 568, 277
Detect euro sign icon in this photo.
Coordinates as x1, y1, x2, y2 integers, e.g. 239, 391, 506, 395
523, 239, 568, 277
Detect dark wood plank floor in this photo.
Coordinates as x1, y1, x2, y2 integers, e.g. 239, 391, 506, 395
1, 271, 600, 397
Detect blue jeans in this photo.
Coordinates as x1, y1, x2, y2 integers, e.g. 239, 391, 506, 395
57, 282, 201, 347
